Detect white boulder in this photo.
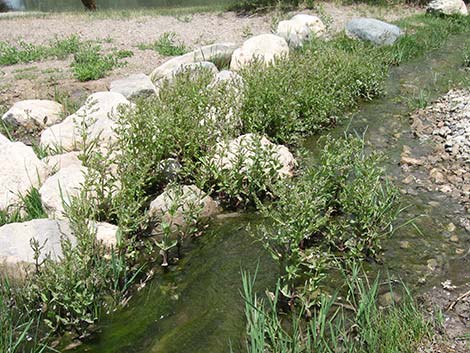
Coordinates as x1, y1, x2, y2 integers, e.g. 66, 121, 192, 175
210, 133, 296, 178
42, 151, 82, 175
148, 185, 219, 229
40, 92, 130, 152
150, 42, 237, 82
2, 100, 63, 129
276, 14, 326, 48
0, 141, 48, 210
230, 34, 289, 71
427, 0, 468, 15
39, 165, 88, 218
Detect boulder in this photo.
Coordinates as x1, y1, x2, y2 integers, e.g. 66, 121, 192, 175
230, 34, 289, 70
2, 99, 63, 129
40, 92, 130, 152
0, 219, 75, 265
150, 42, 237, 82
39, 165, 88, 218
0, 132, 9, 145
208, 70, 244, 89
155, 61, 219, 88
0, 219, 119, 266
0, 141, 49, 211
148, 185, 219, 229
345, 18, 402, 46
210, 133, 296, 178
42, 151, 82, 175
110, 73, 157, 99
427, 0, 468, 15
276, 14, 326, 48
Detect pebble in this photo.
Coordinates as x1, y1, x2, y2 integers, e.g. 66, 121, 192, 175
449, 235, 459, 242
399, 240, 410, 249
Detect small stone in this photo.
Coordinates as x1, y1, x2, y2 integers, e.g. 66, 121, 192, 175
449, 235, 459, 242
399, 240, 410, 249
427, 258, 438, 271
447, 222, 456, 232
456, 248, 465, 255
378, 291, 402, 306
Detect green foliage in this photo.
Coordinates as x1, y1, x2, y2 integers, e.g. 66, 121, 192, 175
240, 266, 431, 353
240, 40, 385, 145
258, 136, 400, 305
0, 35, 81, 66
138, 32, 187, 57
71, 44, 131, 82
231, 0, 301, 13
0, 187, 47, 226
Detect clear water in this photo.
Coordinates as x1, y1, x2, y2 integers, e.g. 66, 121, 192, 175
6, 0, 234, 12
71, 33, 470, 353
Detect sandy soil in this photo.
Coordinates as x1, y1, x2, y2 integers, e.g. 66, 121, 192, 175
0, 3, 421, 109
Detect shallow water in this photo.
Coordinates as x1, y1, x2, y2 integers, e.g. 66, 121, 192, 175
6, 0, 234, 12
73, 33, 470, 353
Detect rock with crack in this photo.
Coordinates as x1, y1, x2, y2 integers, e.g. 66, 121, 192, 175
230, 34, 289, 71
150, 42, 237, 82
345, 18, 402, 46
148, 185, 219, 230
209, 133, 296, 178
0, 141, 49, 211
2, 99, 63, 129
39, 165, 88, 218
40, 92, 130, 152
427, 0, 468, 15
276, 14, 326, 48
110, 73, 157, 99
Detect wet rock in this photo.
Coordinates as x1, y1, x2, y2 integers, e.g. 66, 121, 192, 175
210, 133, 296, 178
110, 73, 157, 99
0, 219, 75, 265
230, 34, 289, 71
0, 141, 49, 211
148, 185, 219, 229
39, 165, 88, 218
2, 99, 63, 129
427, 0, 468, 15
40, 92, 130, 152
345, 18, 402, 46
150, 42, 237, 82
276, 14, 325, 48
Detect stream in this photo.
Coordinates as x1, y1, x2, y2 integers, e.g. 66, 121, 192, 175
72, 32, 470, 353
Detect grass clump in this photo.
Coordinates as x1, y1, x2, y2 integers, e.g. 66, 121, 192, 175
138, 32, 187, 57
231, 0, 302, 13
258, 136, 401, 306
0, 35, 81, 66
240, 267, 432, 353
71, 44, 132, 81
0, 188, 48, 227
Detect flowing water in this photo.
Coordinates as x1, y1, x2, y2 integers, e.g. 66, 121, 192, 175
72, 33, 470, 353
5, 0, 234, 12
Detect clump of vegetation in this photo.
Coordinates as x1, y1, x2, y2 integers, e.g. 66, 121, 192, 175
138, 32, 187, 57
240, 266, 432, 353
231, 0, 302, 13
258, 136, 401, 306
0, 0, 10, 12
0, 188, 47, 227
71, 44, 133, 81
81, 0, 97, 11
0, 36, 81, 66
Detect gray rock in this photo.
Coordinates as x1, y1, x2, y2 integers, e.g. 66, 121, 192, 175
110, 73, 157, 99
345, 18, 402, 46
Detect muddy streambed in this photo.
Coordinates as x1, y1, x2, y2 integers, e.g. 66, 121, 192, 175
71, 33, 470, 353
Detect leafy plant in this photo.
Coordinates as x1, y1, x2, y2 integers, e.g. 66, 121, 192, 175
138, 32, 187, 57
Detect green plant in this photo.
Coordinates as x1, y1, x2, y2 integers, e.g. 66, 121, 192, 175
231, 0, 301, 13
0, 187, 47, 226
71, 44, 127, 81
239, 266, 431, 353
258, 136, 401, 306
138, 32, 187, 57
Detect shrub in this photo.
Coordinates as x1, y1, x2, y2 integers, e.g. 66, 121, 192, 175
240, 40, 385, 145
258, 136, 401, 305
231, 0, 301, 13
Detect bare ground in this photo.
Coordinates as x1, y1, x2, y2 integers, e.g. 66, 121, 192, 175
0, 3, 421, 109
